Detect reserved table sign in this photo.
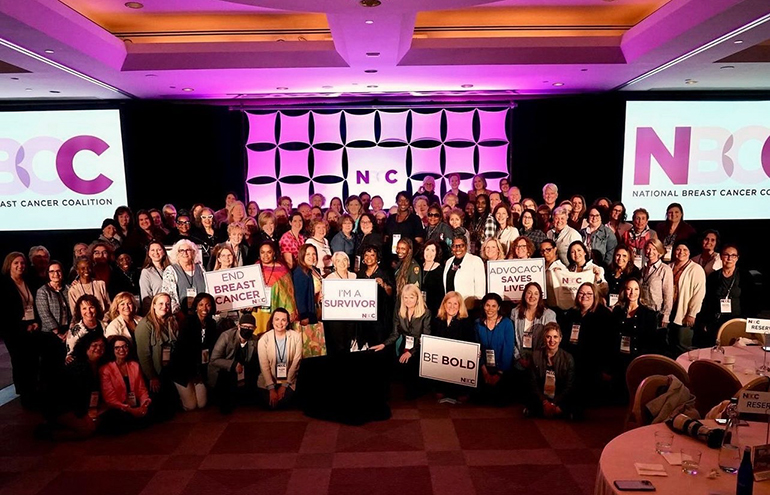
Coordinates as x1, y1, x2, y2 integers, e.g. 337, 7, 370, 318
419, 335, 480, 388
737, 390, 770, 415
747, 318, 770, 334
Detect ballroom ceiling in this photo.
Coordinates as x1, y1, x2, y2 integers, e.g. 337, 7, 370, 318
0, 0, 769, 101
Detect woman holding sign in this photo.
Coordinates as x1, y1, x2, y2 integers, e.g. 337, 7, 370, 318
526, 322, 576, 419
324, 252, 358, 354
258, 308, 302, 409
567, 241, 607, 293
254, 241, 298, 336
558, 282, 613, 407
475, 292, 515, 405
372, 284, 431, 400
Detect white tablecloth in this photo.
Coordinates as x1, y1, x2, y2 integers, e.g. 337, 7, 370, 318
676, 346, 770, 387
595, 421, 770, 495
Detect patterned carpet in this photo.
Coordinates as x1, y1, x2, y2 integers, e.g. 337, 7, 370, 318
0, 392, 625, 495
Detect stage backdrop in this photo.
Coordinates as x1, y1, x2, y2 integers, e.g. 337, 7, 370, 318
245, 107, 512, 208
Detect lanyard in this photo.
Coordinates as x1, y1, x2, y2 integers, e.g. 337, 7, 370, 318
274, 333, 287, 363
421, 262, 436, 286
642, 261, 660, 285
180, 266, 195, 287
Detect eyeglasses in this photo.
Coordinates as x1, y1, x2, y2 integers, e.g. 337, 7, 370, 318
722, 253, 739, 259
178, 248, 194, 254
427, 213, 441, 218
114, 345, 129, 350
452, 244, 466, 249
201, 215, 213, 220
48, 269, 62, 274
177, 220, 191, 225
577, 292, 594, 298
541, 247, 554, 253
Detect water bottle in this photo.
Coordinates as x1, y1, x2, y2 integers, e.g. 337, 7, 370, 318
711, 339, 725, 362
718, 397, 741, 473
737, 446, 754, 495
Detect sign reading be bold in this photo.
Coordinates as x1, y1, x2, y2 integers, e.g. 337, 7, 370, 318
419, 335, 480, 388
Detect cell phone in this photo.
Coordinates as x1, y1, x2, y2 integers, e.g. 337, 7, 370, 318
614, 480, 656, 491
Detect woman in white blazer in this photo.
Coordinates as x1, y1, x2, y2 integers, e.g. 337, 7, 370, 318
443, 236, 486, 309
258, 308, 303, 409
668, 240, 706, 355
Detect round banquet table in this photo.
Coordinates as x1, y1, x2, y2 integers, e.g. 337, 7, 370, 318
595, 421, 770, 495
676, 346, 770, 387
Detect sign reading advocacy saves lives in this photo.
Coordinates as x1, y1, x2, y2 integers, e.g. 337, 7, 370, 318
419, 335, 480, 388
204, 265, 267, 312
321, 279, 378, 321
487, 259, 546, 302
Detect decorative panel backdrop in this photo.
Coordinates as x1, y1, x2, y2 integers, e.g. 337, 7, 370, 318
245, 107, 512, 208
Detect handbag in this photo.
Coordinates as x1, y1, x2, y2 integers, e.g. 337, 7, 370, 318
296, 321, 327, 358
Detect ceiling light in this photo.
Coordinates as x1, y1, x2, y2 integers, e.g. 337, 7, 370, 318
44, 49, 54, 54
734, 39, 744, 44
322, 85, 333, 89
25, 88, 32, 92
145, 73, 157, 77
552, 82, 564, 87
581, 68, 588, 72
367, 85, 378, 88
125, 2, 143, 9
49, 90, 60, 93
360, 0, 381, 7
10, 77, 19, 80
182, 87, 194, 92
364, 69, 378, 73
366, 52, 380, 57
685, 79, 698, 84
720, 65, 735, 70
276, 87, 288, 90
169, 86, 176, 89
461, 84, 473, 88
365, 20, 374, 24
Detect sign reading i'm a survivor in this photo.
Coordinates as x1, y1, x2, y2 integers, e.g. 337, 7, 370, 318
322, 279, 378, 321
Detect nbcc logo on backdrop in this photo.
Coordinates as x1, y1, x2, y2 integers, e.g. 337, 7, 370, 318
0, 135, 114, 195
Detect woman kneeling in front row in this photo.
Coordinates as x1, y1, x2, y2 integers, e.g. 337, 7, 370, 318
526, 321, 577, 419
258, 308, 302, 409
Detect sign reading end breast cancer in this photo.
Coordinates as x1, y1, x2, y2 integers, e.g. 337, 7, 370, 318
321, 279, 378, 321
622, 101, 770, 221
486, 258, 546, 302
204, 265, 267, 312
746, 318, 770, 334
0, 110, 128, 231
419, 335, 480, 388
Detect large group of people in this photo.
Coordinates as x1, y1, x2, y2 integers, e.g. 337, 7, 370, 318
0, 175, 761, 439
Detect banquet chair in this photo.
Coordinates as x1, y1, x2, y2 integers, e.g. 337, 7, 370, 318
716, 318, 765, 346
624, 355, 690, 430
688, 360, 742, 417
629, 375, 669, 429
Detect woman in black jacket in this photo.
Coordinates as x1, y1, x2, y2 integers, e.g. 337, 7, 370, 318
171, 293, 219, 410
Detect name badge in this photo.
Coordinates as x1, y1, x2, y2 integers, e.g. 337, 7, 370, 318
544, 370, 556, 399
609, 293, 619, 306
405, 335, 414, 350
127, 392, 137, 407
355, 256, 361, 272
186, 288, 197, 299
276, 362, 288, 380
237, 367, 245, 382
633, 254, 643, 269
162, 346, 171, 365
664, 245, 673, 261
570, 324, 580, 344
620, 335, 631, 354
421, 291, 428, 302
89, 391, 99, 408
201, 349, 210, 364
523, 332, 533, 349
485, 349, 496, 367
391, 234, 401, 254
720, 298, 732, 313
23, 307, 34, 320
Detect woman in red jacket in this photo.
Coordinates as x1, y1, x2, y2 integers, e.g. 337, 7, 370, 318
100, 335, 152, 432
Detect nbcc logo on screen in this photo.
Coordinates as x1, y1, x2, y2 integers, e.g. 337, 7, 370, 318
0, 135, 114, 195
634, 126, 770, 185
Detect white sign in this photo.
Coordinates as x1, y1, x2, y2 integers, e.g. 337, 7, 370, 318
737, 390, 770, 415
553, 271, 592, 308
0, 110, 128, 231
321, 279, 378, 321
487, 258, 546, 302
747, 318, 770, 334
419, 334, 480, 388
204, 264, 267, 312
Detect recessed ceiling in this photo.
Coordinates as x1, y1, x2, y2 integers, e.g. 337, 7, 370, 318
0, 0, 769, 101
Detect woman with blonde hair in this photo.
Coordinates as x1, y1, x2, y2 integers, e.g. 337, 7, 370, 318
105, 291, 142, 341
135, 292, 178, 419
372, 284, 431, 399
